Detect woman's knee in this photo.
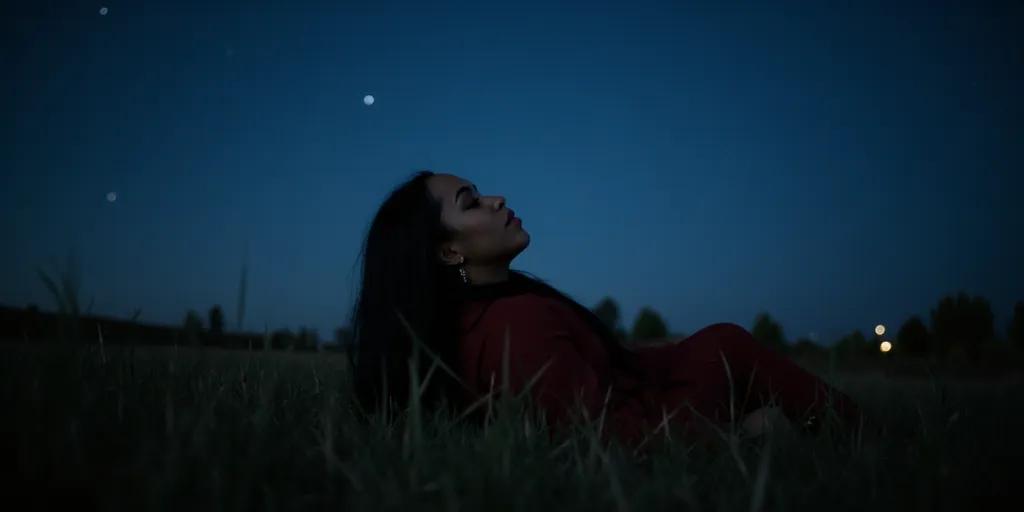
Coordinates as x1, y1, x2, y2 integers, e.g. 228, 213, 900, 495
692, 322, 748, 340
706, 322, 755, 346
685, 323, 755, 363
700, 323, 763, 368
708, 322, 750, 335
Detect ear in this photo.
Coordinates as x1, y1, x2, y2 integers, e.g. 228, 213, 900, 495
437, 243, 463, 266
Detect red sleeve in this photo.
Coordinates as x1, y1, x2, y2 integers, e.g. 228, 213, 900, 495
474, 301, 653, 447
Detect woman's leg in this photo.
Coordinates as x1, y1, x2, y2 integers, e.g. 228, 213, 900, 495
639, 322, 863, 432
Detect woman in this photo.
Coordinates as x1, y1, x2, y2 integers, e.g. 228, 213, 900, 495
346, 171, 864, 448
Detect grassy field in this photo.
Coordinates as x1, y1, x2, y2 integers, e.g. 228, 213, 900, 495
4, 341, 1022, 511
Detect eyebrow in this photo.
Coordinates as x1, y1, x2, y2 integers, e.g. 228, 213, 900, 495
454, 184, 478, 205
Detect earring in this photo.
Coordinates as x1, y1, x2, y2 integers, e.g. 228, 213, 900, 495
458, 258, 470, 285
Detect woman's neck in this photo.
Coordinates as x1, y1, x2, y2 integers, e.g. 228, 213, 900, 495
462, 271, 533, 301
465, 265, 509, 285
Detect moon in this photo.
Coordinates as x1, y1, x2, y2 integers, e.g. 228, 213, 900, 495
99, 7, 108, 15
106, 192, 117, 203
363, 95, 375, 106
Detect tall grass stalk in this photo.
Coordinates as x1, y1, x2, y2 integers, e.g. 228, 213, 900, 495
35, 249, 85, 343
236, 245, 248, 332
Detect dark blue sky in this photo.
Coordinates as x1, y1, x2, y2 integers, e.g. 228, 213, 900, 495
3, 0, 1022, 345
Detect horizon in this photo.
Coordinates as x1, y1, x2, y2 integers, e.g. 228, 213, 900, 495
1, 282, 1013, 348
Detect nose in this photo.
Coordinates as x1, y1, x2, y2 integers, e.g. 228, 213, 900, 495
493, 196, 506, 210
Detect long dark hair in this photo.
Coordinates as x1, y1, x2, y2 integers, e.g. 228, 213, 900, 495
346, 170, 640, 420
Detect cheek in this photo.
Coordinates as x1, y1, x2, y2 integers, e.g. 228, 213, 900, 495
463, 221, 494, 240
460, 219, 500, 247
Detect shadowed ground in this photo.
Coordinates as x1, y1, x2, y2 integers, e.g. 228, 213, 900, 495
4, 341, 1022, 511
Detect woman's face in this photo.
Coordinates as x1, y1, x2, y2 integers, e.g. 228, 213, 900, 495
427, 173, 530, 268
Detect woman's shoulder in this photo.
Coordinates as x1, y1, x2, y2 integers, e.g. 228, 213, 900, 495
465, 292, 567, 317
459, 293, 572, 334
492, 291, 563, 309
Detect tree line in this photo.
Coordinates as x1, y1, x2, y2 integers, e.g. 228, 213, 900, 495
591, 291, 1024, 363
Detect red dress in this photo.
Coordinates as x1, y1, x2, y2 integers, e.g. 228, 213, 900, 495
456, 285, 862, 448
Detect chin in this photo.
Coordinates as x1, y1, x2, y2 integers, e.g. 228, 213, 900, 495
517, 230, 530, 246
509, 234, 530, 258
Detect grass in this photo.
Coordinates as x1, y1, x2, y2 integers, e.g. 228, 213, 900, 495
5, 338, 1022, 511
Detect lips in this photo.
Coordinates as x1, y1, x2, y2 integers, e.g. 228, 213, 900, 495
505, 209, 516, 226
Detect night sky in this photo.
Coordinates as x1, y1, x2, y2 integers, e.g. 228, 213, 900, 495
3, 0, 1022, 346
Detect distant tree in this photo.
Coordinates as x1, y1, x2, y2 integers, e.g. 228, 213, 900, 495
896, 315, 931, 357
293, 327, 319, 351
593, 296, 630, 343
326, 326, 354, 353
334, 326, 353, 347
631, 306, 668, 343
751, 312, 787, 353
832, 329, 871, 360
182, 310, 203, 347
930, 291, 995, 362
1008, 301, 1024, 352
208, 305, 224, 335
791, 337, 825, 358
271, 328, 295, 350
593, 297, 621, 332
207, 305, 225, 346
